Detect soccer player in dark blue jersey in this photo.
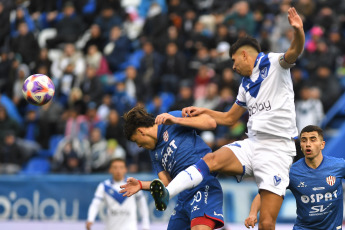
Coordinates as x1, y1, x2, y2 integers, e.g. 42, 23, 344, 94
245, 125, 345, 229
120, 106, 224, 230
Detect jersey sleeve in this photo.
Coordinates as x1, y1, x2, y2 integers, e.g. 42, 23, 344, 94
341, 158, 345, 178
150, 151, 164, 174
168, 110, 183, 118
235, 82, 247, 108
87, 183, 104, 222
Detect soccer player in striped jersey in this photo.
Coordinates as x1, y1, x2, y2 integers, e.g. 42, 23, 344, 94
86, 158, 150, 230
245, 125, 345, 230
150, 7, 305, 230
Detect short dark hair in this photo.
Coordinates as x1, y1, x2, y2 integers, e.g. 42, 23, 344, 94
229, 36, 261, 57
123, 106, 155, 140
300, 125, 324, 140
109, 158, 126, 167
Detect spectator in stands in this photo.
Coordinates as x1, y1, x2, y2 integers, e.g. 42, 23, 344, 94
80, 66, 104, 105
86, 127, 109, 172
94, 6, 122, 43
295, 86, 324, 133
0, 2, 10, 48
46, 2, 86, 49
223, 1, 255, 36
56, 63, 78, 107
141, 3, 169, 49
161, 42, 187, 94
33, 48, 52, 76
38, 100, 64, 149
83, 24, 105, 55
85, 45, 111, 77
0, 130, 24, 174
23, 106, 39, 142
105, 109, 127, 150
308, 65, 341, 112
112, 81, 136, 116
52, 137, 88, 173
193, 65, 215, 100
10, 21, 39, 66
0, 105, 20, 145
10, 6, 36, 38
194, 81, 221, 110
123, 66, 139, 100
137, 41, 162, 102
188, 46, 214, 76
51, 43, 86, 83
12, 63, 30, 109
0, 47, 11, 93
213, 41, 232, 75
170, 80, 194, 111
103, 25, 131, 72
97, 94, 114, 121
217, 67, 240, 96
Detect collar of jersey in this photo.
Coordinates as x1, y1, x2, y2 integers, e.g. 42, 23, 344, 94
254, 52, 265, 68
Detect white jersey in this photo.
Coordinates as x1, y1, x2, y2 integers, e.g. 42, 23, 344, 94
87, 178, 150, 230
236, 52, 298, 139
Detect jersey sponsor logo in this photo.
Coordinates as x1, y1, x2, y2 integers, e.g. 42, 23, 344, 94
213, 211, 224, 218
312, 187, 325, 191
273, 175, 281, 186
161, 140, 177, 171
204, 185, 209, 204
297, 182, 307, 187
309, 203, 332, 215
247, 100, 271, 116
326, 176, 336, 186
163, 130, 169, 142
301, 190, 338, 204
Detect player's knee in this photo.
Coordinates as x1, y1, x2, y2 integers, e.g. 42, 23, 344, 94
258, 219, 275, 230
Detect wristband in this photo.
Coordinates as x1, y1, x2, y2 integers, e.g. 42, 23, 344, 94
138, 180, 143, 190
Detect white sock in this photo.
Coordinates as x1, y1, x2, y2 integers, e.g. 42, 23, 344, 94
166, 165, 203, 199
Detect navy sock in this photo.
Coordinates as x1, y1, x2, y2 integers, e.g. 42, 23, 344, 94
194, 158, 210, 178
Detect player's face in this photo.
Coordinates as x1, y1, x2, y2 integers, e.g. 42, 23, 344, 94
300, 131, 325, 161
109, 160, 127, 181
231, 49, 252, 77
130, 129, 156, 150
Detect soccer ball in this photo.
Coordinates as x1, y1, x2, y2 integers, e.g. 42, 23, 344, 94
22, 74, 55, 106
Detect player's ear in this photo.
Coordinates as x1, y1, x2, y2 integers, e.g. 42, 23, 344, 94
320, 140, 325, 150
137, 128, 145, 136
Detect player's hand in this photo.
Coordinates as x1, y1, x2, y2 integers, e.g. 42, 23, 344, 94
155, 113, 177, 125
86, 221, 93, 230
244, 215, 257, 228
119, 177, 140, 197
288, 7, 303, 30
182, 106, 205, 117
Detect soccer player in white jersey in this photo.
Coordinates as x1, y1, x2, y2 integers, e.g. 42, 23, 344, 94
151, 7, 305, 230
86, 158, 150, 230
245, 125, 345, 230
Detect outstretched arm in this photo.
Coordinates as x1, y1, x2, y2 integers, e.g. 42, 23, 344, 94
283, 7, 305, 64
120, 171, 172, 197
155, 113, 217, 130
244, 193, 261, 228
182, 104, 246, 126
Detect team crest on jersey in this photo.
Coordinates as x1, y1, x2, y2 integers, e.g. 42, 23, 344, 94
163, 130, 169, 142
326, 176, 336, 186
273, 175, 281, 186
260, 67, 268, 79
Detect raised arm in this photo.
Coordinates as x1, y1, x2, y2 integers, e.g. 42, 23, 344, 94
182, 103, 246, 127
155, 113, 217, 130
283, 7, 305, 64
244, 193, 261, 228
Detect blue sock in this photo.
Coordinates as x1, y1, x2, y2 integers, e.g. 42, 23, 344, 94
194, 158, 210, 178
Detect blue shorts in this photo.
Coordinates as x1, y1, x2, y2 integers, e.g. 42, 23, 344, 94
167, 174, 224, 230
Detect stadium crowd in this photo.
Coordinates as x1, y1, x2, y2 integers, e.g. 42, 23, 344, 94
0, 0, 345, 174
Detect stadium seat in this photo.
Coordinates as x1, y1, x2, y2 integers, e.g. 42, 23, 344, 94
49, 135, 64, 155
21, 157, 51, 175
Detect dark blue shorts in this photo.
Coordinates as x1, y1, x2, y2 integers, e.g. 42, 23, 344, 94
167, 174, 224, 230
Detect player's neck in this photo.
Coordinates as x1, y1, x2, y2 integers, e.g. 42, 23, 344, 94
305, 153, 323, 169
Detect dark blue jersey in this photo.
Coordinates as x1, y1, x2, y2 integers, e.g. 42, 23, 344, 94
150, 111, 211, 178
288, 156, 345, 230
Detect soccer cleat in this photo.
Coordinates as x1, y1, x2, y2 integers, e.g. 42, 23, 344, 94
150, 179, 169, 211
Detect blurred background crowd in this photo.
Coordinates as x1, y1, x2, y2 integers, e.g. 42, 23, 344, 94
0, 0, 345, 175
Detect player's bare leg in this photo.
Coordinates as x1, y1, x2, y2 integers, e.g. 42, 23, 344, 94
258, 189, 283, 230
203, 147, 243, 175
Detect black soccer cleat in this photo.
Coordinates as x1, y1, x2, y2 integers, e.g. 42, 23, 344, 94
150, 179, 170, 211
